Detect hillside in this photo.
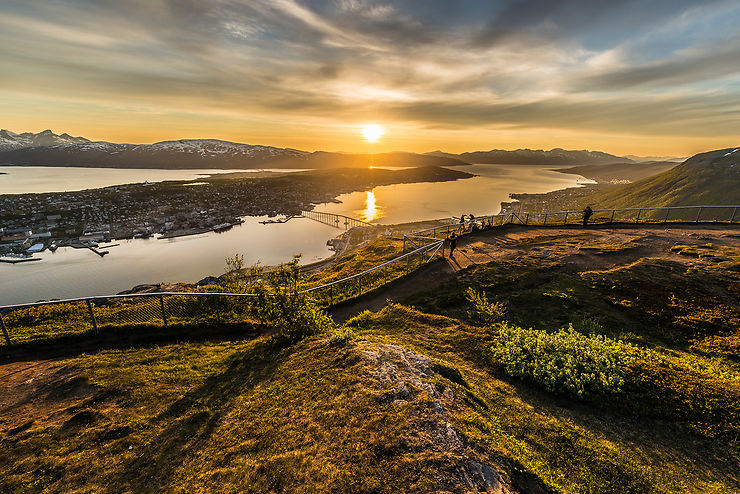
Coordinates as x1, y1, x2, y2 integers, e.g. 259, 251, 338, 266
428, 148, 630, 166
0, 130, 468, 170
1, 224, 739, 492
589, 147, 740, 207
506, 147, 740, 214
1, 141, 736, 493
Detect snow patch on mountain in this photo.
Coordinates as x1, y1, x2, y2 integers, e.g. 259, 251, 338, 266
0, 129, 90, 151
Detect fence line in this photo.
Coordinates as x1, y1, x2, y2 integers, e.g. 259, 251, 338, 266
1, 204, 738, 346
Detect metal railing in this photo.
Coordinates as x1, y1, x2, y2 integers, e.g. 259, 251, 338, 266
499, 205, 738, 226
1, 205, 737, 346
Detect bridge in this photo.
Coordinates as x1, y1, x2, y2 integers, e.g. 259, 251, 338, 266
301, 210, 373, 230
1, 204, 738, 346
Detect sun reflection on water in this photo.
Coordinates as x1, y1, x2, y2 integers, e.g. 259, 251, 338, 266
361, 190, 381, 222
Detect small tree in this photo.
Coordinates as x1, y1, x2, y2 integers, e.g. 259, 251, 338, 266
224, 253, 246, 283
250, 255, 334, 342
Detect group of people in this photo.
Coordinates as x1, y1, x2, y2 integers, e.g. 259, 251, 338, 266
458, 213, 476, 231
449, 212, 476, 257
446, 206, 596, 258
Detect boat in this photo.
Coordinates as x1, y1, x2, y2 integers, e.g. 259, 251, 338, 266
212, 223, 233, 233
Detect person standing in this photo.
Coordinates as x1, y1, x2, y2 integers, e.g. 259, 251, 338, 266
449, 232, 458, 257
583, 206, 594, 227
458, 214, 466, 233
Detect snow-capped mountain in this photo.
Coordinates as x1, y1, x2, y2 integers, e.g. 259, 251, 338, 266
0, 131, 311, 169
0, 130, 468, 169
0, 129, 90, 151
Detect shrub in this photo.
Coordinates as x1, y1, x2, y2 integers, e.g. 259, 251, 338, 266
327, 327, 355, 346
465, 287, 506, 324
345, 310, 375, 329
490, 323, 635, 399
249, 255, 334, 342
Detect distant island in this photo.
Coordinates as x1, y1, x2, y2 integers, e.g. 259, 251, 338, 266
2, 128, 634, 169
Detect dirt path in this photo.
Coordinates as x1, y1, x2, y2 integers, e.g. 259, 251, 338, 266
329, 223, 740, 322
0, 359, 95, 434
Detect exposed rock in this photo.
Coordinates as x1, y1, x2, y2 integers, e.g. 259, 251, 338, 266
461, 460, 508, 494
196, 276, 222, 287
361, 343, 514, 493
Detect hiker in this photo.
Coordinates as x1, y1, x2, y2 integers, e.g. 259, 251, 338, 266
469, 213, 478, 231
449, 232, 458, 257
458, 214, 466, 233
583, 205, 594, 227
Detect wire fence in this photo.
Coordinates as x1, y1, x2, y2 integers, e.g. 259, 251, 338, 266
1, 205, 737, 346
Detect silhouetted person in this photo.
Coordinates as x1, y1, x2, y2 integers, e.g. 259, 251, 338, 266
583, 205, 593, 227
449, 232, 458, 257
458, 214, 466, 233
469, 213, 478, 231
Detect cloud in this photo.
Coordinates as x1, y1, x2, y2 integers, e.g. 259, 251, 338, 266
571, 39, 740, 91
0, 0, 739, 144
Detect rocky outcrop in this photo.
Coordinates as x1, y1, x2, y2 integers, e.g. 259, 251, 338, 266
361, 344, 512, 494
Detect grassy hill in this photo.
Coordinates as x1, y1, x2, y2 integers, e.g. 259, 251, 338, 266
588, 147, 740, 208
505, 147, 739, 216
1, 225, 739, 493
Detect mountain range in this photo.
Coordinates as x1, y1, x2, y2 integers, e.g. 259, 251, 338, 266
0, 129, 633, 169
426, 148, 631, 165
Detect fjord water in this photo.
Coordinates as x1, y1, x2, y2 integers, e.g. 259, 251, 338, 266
316, 164, 594, 223
0, 164, 590, 304
0, 166, 308, 194
1, 217, 341, 305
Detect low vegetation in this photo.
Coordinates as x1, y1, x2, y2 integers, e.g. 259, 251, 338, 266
489, 323, 635, 399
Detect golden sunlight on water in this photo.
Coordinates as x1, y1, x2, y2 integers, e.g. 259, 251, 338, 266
359, 190, 381, 222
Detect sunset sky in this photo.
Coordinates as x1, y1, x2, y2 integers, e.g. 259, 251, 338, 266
1, 0, 739, 156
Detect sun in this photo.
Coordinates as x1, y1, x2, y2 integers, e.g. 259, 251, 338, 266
361, 124, 384, 143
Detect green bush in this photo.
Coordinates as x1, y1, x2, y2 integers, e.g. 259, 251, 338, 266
465, 287, 506, 324
490, 323, 635, 399
249, 255, 334, 343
